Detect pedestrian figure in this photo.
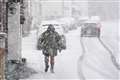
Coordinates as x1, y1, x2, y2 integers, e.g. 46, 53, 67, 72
38, 24, 62, 73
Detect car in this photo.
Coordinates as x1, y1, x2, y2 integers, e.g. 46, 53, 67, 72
81, 20, 101, 37
57, 17, 76, 32
37, 20, 66, 50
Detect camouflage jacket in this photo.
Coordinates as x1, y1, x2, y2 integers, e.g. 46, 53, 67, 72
38, 30, 61, 50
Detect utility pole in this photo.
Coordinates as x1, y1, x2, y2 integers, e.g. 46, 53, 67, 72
7, 0, 21, 61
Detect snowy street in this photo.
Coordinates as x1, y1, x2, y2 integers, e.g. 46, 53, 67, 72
79, 37, 119, 80
21, 27, 82, 80
21, 20, 119, 80
1, 0, 119, 80
78, 21, 119, 80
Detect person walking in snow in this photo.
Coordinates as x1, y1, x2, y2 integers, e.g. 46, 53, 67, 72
38, 24, 62, 73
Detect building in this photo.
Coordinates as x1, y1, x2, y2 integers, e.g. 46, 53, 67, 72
88, 0, 119, 20
21, 0, 32, 37
0, 0, 7, 32
0, 0, 7, 79
71, 0, 88, 18
63, 0, 72, 17
40, 0, 63, 20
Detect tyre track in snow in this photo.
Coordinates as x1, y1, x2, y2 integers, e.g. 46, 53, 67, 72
98, 38, 120, 70
78, 38, 86, 80
79, 37, 119, 80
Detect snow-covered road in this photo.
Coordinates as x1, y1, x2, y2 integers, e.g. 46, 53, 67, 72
21, 27, 82, 80
21, 20, 119, 80
79, 37, 119, 80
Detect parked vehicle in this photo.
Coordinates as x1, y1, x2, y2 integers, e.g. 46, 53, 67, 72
57, 17, 76, 32
81, 20, 101, 37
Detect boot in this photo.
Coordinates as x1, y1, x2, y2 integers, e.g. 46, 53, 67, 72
50, 68, 54, 73
50, 64, 54, 73
45, 65, 49, 72
44, 56, 49, 72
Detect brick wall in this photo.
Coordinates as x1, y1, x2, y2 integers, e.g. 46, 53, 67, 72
0, 48, 5, 80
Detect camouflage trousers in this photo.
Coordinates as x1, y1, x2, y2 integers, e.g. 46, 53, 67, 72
45, 56, 54, 67
43, 48, 57, 72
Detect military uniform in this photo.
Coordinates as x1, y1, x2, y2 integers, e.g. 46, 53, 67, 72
38, 25, 61, 73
